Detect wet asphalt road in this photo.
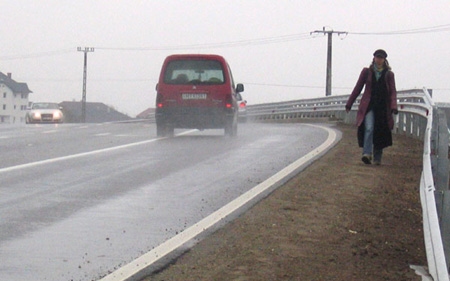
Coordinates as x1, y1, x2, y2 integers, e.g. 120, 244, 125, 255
0, 121, 330, 281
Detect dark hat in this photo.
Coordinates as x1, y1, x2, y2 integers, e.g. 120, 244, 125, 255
373, 49, 387, 58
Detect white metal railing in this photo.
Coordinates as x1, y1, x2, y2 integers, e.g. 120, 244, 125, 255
247, 88, 449, 280
247, 90, 431, 127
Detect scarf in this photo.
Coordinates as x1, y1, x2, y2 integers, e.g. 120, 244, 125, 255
373, 64, 384, 81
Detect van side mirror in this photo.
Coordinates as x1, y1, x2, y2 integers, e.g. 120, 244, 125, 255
155, 83, 159, 91
236, 83, 244, 93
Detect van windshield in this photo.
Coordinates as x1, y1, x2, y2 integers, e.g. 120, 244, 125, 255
164, 59, 225, 85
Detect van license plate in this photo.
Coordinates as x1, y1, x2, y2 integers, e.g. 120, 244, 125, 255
182, 93, 207, 100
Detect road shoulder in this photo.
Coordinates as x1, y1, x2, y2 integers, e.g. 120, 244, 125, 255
144, 122, 426, 281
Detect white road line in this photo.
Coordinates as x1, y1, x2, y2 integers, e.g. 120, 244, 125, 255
95, 133, 111, 136
0, 130, 196, 174
99, 124, 339, 281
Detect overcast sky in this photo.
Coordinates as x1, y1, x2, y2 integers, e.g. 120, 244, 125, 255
1, 1, 449, 117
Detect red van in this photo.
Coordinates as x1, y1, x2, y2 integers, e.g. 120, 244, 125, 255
155, 54, 244, 137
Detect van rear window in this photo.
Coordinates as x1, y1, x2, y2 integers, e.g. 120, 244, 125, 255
164, 60, 225, 85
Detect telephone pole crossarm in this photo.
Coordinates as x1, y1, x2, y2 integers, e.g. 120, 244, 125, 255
310, 29, 348, 36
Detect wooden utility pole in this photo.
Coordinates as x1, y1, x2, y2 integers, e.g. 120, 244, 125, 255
310, 27, 347, 96
77, 47, 95, 123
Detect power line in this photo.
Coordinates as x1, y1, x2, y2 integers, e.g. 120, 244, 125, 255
245, 82, 324, 89
349, 24, 450, 35
85, 24, 450, 51
95, 33, 313, 51
0, 48, 73, 60
1, 24, 449, 60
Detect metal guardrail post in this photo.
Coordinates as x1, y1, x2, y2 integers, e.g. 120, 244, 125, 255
432, 108, 444, 262
420, 116, 427, 139
434, 109, 449, 191
406, 113, 413, 135
434, 108, 450, 271
398, 113, 405, 134
442, 190, 450, 272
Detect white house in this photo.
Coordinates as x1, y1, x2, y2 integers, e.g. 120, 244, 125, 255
0, 72, 32, 124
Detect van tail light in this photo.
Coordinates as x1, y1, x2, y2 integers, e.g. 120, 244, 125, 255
239, 102, 246, 108
156, 93, 163, 108
225, 96, 233, 109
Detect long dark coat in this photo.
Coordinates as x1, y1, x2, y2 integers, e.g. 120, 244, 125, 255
346, 67, 398, 149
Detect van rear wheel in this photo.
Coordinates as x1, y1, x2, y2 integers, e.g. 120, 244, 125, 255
157, 123, 174, 137
224, 120, 237, 137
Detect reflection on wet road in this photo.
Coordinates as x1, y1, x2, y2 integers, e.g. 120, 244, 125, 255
0, 122, 330, 280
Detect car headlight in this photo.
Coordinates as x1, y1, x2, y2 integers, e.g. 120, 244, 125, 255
32, 112, 41, 118
53, 111, 62, 118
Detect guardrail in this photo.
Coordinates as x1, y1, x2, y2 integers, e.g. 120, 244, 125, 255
247, 88, 450, 280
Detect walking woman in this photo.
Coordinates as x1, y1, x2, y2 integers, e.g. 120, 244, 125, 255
345, 49, 398, 165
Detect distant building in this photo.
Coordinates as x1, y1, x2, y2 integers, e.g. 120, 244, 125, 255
136, 107, 155, 119
0, 72, 32, 124
59, 101, 132, 123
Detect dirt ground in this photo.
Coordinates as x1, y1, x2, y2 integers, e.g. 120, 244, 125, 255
142, 122, 426, 281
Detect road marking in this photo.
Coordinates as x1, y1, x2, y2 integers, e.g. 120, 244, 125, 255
0, 130, 196, 174
99, 124, 339, 281
95, 133, 111, 136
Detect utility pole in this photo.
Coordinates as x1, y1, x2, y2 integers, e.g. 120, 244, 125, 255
77, 47, 94, 123
310, 27, 347, 96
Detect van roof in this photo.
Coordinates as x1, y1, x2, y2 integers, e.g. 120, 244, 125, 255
164, 54, 226, 62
